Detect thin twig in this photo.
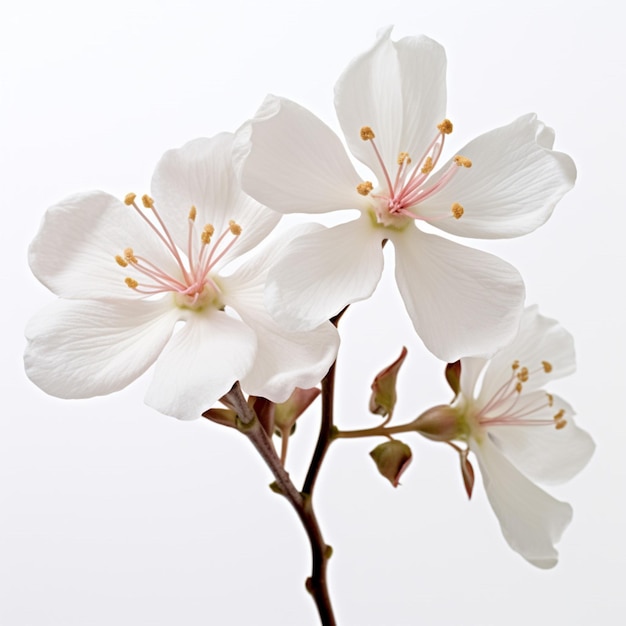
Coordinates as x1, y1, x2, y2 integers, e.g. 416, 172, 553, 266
219, 383, 336, 625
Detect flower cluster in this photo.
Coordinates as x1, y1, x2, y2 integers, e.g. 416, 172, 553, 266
25, 27, 592, 574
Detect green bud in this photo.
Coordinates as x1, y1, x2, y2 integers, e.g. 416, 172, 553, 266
369, 440, 413, 487
369, 346, 408, 418
274, 387, 320, 432
412, 405, 464, 442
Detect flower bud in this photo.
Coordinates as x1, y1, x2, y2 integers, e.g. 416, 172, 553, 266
411, 405, 463, 442
274, 387, 320, 434
369, 347, 408, 418
369, 440, 413, 488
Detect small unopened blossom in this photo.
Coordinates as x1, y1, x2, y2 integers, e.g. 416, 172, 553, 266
369, 346, 408, 418
25, 134, 339, 420
236, 28, 576, 361
414, 306, 594, 568
370, 440, 413, 488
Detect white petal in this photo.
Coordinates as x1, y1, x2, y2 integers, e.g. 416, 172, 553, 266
472, 437, 573, 568
151, 133, 280, 265
232, 300, 339, 402
334, 26, 403, 180
24, 297, 178, 398
220, 223, 340, 400
459, 356, 488, 395
488, 393, 595, 484
265, 217, 385, 331
479, 305, 575, 402
335, 29, 446, 188
145, 311, 257, 420
419, 114, 577, 238
236, 95, 367, 214
392, 227, 525, 361
29, 191, 178, 299
394, 34, 447, 162
221, 222, 326, 289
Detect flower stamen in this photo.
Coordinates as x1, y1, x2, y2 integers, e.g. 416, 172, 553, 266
451, 203, 464, 219
116, 194, 243, 307
357, 181, 374, 196
454, 156, 472, 168
472, 356, 568, 430
359, 120, 472, 224
437, 119, 453, 134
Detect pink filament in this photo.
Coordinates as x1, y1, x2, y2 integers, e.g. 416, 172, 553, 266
124, 202, 239, 297
367, 129, 461, 219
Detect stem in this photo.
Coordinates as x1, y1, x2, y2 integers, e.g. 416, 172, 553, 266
302, 358, 336, 496
220, 383, 336, 625
333, 420, 418, 440
302, 308, 347, 496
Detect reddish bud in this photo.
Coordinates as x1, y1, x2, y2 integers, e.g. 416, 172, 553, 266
248, 396, 275, 436
445, 360, 462, 398
369, 440, 413, 487
369, 347, 408, 418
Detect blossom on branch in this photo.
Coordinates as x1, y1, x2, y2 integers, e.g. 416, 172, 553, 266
236, 27, 576, 361
25, 133, 339, 420
414, 306, 595, 567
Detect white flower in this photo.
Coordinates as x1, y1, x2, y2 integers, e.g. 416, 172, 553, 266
235, 28, 576, 361
25, 133, 339, 420
437, 306, 595, 568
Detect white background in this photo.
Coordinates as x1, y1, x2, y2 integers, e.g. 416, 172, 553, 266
1, 1, 623, 624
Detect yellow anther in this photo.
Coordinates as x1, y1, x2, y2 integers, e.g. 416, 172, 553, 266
546, 392, 554, 407
141, 194, 155, 209
542, 360, 553, 373
115, 255, 128, 268
437, 119, 453, 134
516, 367, 529, 383
356, 181, 374, 196
188, 205, 197, 221
451, 202, 464, 219
421, 156, 434, 174
125, 277, 139, 289
553, 409, 565, 421
515, 382, 523, 394
228, 220, 242, 236
201, 224, 214, 245
360, 126, 375, 140
512, 360, 520, 370
454, 155, 472, 168
124, 192, 137, 206
555, 420, 567, 430
124, 247, 137, 263
397, 152, 411, 165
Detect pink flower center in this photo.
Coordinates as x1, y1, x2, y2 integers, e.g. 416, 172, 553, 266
470, 359, 568, 431
356, 120, 471, 226
115, 193, 241, 309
